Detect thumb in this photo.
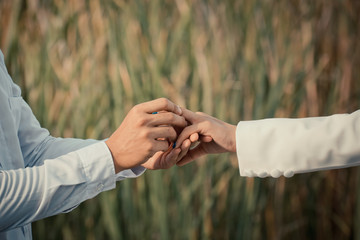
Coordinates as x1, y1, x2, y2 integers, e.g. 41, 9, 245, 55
175, 124, 199, 149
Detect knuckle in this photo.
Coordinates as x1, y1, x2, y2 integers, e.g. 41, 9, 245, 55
196, 111, 208, 117
202, 120, 212, 129
158, 97, 168, 103
167, 113, 176, 122
137, 117, 147, 126
181, 116, 187, 125
133, 104, 141, 111
158, 98, 170, 109
140, 128, 151, 139
131, 104, 143, 115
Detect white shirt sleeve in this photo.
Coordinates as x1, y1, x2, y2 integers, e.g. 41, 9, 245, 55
235, 110, 360, 178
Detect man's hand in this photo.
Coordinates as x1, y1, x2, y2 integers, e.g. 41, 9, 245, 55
175, 108, 237, 166
105, 98, 187, 173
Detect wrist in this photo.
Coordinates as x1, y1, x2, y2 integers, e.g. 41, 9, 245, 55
227, 124, 237, 152
105, 140, 124, 174
113, 160, 124, 174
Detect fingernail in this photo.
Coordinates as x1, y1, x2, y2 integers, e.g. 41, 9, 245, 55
152, 112, 158, 114
172, 142, 176, 149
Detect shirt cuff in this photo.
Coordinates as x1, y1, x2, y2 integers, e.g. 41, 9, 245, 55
77, 142, 117, 198
100, 139, 146, 181
116, 166, 146, 181
236, 121, 295, 178
78, 142, 147, 191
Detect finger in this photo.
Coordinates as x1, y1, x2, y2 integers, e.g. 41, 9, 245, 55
163, 147, 181, 169
189, 133, 200, 150
176, 144, 207, 166
138, 98, 182, 115
175, 124, 200, 148
151, 139, 171, 153
200, 135, 213, 142
150, 112, 187, 128
142, 151, 163, 169
177, 139, 191, 161
181, 108, 198, 123
189, 133, 199, 142
150, 126, 177, 142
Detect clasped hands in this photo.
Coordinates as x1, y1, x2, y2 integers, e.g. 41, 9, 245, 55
106, 98, 237, 173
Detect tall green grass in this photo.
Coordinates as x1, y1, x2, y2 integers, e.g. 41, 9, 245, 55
1, 0, 360, 239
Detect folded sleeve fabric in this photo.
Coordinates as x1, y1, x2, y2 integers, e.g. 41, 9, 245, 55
236, 110, 360, 178
1, 142, 113, 230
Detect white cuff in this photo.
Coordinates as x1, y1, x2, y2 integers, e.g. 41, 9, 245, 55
236, 120, 295, 178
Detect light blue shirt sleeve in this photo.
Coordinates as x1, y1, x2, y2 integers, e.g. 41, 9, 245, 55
0, 50, 145, 235
1, 142, 116, 230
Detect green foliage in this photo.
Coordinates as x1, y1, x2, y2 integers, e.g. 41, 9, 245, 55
1, 0, 360, 239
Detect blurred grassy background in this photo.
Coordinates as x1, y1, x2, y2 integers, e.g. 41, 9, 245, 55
1, 0, 360, 239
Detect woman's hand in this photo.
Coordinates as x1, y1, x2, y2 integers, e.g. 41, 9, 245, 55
175, 108, 236, 166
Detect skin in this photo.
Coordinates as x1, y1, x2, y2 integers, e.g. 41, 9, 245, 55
141, 135, 197, 169
106, 98, 189, 173
174, 108, 237, 166
141, 111, 200, 170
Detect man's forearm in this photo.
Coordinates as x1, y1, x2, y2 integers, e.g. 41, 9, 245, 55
0, 142, 115, 231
